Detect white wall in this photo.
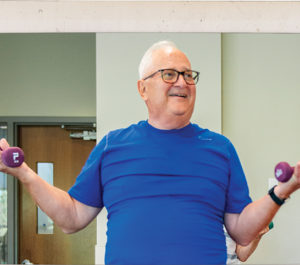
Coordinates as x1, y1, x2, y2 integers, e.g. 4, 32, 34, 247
96, 32, 222, 264
0, 33, 96, 117
222, 33, 300, 264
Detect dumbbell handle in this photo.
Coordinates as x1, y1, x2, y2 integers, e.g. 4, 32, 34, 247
0, 147, 25, 168
274, 162, 294, 182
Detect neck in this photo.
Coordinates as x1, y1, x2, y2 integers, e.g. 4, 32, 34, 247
148, 117, 190, 130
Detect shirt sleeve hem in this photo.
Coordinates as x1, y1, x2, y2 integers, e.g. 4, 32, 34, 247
68, 190, 103, 208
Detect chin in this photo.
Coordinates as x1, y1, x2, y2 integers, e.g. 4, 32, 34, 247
171, 106, 191, 115
172, 107, 194, 119
172, 111, 186, 116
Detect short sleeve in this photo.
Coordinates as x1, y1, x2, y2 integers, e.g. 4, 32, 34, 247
225, 141, 252, 213
68, 136, 107, 208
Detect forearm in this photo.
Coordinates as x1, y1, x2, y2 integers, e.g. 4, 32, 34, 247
228, 181, 297, 245
230, 196, 277, 245
227, 161, 300, 245
0, 139, 101, 233
13, 163, 83, 233
236, 234, 262, 262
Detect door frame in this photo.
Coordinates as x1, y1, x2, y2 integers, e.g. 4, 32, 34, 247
0, 116, 96, 264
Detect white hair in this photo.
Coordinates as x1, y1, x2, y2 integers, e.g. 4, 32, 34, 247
138, 40, 178, 79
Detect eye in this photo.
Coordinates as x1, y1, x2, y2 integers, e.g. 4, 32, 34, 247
184, 71, 193, 79
163, 70, 176, 79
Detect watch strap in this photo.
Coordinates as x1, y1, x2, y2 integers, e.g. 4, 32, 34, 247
268, 185, 286, 206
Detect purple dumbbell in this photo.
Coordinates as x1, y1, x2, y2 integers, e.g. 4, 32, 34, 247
274, 162, 294, 182
0, 147, 25, 167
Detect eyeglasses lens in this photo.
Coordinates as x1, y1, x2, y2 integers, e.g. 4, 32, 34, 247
162, 70, 198, 85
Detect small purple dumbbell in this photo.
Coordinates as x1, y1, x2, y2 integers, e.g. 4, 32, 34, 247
0, 147, 25, 167
274, 162, 294, 182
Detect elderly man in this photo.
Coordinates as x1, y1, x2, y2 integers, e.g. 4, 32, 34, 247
1, 40, 300, 265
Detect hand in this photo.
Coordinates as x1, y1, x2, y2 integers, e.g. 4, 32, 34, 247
276, 161, 300, 199
0, 138, 11, 172
0, 138, 10, 151
294, 161, 300, 185
0, 138, 26, 177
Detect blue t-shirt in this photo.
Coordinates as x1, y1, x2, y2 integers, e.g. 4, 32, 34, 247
69, 121, 252, 265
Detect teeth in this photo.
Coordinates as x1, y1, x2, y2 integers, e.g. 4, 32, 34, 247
170, 94, 187, 98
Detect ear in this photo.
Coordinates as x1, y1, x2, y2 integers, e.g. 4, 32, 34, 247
137, 80, 148, 101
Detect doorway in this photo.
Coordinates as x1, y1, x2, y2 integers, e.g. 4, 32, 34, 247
17, 123, 96, 264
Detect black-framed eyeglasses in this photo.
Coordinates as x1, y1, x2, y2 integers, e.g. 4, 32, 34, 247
143, 69, 200, 85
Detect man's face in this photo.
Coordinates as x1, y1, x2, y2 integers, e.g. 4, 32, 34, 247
138, 47, 196, 125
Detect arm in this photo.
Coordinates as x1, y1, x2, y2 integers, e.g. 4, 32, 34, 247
235, 226, 270, 262
225, 161, 300, 245
0, 139, 101, 234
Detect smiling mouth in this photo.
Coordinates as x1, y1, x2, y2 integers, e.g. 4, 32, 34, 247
169, 94, 187, 98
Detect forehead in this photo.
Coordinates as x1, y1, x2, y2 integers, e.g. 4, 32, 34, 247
150, 47, 192, 71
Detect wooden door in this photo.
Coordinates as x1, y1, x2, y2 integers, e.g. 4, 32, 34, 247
18, 125, 96, 264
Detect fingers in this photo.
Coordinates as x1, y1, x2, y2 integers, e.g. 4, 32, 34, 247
0, 138, 10, 151
294, 161, 300, 179
259, 226, 269, 235
289, 161, 300, 189
0, 138, 11, 171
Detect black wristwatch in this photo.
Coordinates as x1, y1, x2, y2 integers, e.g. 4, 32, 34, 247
268, 185, 289, 206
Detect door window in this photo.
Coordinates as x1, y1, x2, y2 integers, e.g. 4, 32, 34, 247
0, 125, 8, 264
